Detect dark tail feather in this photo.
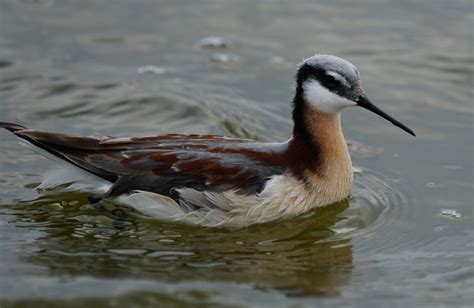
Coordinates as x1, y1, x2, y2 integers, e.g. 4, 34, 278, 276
0, 122, 28, 133
1, 122, 68, 161
1, 121, 116, 182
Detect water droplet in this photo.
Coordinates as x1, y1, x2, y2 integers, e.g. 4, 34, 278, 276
137, 65, 166, 74
198, 36, 232, 49
440, 209, 462, 219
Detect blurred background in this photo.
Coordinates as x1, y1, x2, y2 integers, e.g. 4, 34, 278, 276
0, 0, 472, 307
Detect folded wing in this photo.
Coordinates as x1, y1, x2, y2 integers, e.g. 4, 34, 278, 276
1, 122, 288, 197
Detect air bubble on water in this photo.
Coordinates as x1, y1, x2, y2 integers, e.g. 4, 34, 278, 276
352, 166, 364, 174
198, 36, 232, 49
440, 209, 462, 219
137, 65, 167, 74
209, 53, 239, 64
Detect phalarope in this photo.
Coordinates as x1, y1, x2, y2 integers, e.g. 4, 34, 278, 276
1, 54, 415, 227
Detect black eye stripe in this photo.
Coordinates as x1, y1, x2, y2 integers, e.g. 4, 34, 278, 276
321, 74, 339, 86
296, 63, 357, 101
296, 64, 342, 90
318, 72, 342, 92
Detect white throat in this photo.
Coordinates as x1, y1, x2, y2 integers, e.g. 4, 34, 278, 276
303, 80, 356, 114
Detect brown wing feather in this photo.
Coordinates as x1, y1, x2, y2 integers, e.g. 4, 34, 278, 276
1, 123, 288, 197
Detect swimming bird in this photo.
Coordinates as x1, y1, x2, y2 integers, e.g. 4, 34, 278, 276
0, 54, 415, 227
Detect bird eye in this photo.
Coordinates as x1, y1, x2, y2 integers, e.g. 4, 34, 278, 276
322, 74, 339, 88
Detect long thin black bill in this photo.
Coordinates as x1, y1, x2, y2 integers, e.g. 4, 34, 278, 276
356, 95, 415, 136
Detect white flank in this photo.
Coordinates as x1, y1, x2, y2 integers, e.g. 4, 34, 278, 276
19, 139, 112, 194
117, 172, 351, 228
37, 165, 112, 195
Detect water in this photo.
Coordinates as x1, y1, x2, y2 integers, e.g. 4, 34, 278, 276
0, 0, 473, 306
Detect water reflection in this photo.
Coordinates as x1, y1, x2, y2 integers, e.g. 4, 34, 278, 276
9, 193, 353, 295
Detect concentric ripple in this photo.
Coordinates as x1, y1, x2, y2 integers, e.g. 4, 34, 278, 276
344, 167, 451, 256
0, 168, 406, 296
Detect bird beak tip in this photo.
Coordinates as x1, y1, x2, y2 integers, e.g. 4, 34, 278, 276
356, 95, 416, 138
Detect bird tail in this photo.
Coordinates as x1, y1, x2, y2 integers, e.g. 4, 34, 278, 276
0, 122, 28, 133
0, 121, 117, 183
0, 121, 74, 168
1, 121, 114, 194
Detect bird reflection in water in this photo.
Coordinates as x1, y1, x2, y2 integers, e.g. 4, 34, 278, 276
8, 192, 353, 296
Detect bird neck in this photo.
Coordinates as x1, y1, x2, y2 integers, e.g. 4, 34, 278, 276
288, 99, 353, 187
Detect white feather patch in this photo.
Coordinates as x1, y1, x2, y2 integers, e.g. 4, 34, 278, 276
115, 191, 186, 218
19, 139, 112, 194
37, 165, 112, 194
115, 171, 351, 228
303, 80, 356, 114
